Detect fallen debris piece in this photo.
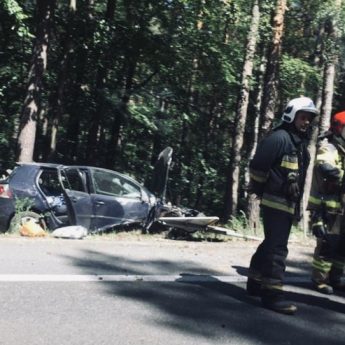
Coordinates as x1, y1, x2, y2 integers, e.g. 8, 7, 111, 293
158, 216, 219, 233
51, 226, 88, 239
207, 225, 262, 241
20, 219, 46, 237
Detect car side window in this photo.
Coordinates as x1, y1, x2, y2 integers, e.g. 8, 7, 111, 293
64, 169, 87, 193
93, 170, 141, 198
38, 169, 64, 196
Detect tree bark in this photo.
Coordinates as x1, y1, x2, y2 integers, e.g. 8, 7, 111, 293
48, 0, 76, 160
86, 0, 117, 165
17, 0, 55, 162
224, 0, 260, 219
245, 0, 287, 228
302, 0, 342, 235
246, 48, 267, 231
259, 0, 287, 139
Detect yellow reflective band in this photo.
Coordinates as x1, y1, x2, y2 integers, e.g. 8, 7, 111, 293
325, 200, 341, 209
250, 173, 266, 183
250, 169, 268, 183
312, 221, 323, 227
261, 199, 295, 214
309, 195, 321, 205
308, 196, 341, 209
312, 259, 332, 272
281, 161, 298, 170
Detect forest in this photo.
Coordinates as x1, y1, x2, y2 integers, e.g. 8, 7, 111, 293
1, 0, 345, 229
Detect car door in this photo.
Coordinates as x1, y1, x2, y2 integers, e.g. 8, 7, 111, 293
58, 167, 93, 229
89, 168, 149, 231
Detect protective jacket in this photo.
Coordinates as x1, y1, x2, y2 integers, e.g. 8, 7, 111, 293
308, 136, 344, 214
249, 127, 310, 216
308, 135, 345, 284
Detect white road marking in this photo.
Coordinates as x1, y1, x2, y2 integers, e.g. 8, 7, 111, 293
0, 274, 309, 283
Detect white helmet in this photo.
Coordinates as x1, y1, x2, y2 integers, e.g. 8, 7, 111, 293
281, 97, 318, 123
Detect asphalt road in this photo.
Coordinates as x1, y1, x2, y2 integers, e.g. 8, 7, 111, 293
0, 235, 344, 345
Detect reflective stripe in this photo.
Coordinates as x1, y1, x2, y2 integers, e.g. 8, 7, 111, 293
280, 161, 298, 170
250, 169, 269, 183
312, 258, 332, 273
308, 195, 341, 210
261, 193, 295, 214
281, 155, 298, 170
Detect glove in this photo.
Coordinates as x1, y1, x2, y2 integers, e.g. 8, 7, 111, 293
312, 221, 326, 238
285, 172, 300, 201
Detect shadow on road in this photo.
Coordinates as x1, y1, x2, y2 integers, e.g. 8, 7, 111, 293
63, 249, 345, 344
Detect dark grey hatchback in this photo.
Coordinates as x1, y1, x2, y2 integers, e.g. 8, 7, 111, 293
0, 163, 157, 233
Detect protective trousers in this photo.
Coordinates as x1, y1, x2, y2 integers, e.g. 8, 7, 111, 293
312, 214, 345, 285
249, 206, 293, 289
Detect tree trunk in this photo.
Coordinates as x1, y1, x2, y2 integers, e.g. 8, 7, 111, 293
245, 0, 287, 228
224, 0, 260, 220
319, 0, 342, 131
259, 0, 287, 139
246, 48, 267, 231
106, 58, 137, 169
17, 0, 55, 162
48, 0, 76, 160
86, 0, 117, 165
301, 22, 325, 236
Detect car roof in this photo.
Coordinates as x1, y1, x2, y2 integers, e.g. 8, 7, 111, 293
16, 163, 128, 177
17, 162, 64, 169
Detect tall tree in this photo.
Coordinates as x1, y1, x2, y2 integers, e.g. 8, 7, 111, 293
86, 0, 117, 165
245, 0, 287, 228
319, 0, 342, 133
17, 0, 55, 162
259, 0, 287, 138
48, 0, 77, 160
224, 0, 260, 219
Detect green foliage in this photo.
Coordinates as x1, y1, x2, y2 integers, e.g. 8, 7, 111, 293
226, 210, 264, 238
280, 55, 320, 99
2, 0, 33, 37
14, 197, 34, 213
0, 0, 345, 222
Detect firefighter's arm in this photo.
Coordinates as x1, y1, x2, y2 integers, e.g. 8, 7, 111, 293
315, 142, 342, 191
249, 132, 286, 196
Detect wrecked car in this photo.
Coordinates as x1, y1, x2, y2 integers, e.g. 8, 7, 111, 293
0, 163, 157, 233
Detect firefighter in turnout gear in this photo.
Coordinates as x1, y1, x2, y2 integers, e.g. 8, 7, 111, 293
247, 97, 318, 315
308, 111, 345, 294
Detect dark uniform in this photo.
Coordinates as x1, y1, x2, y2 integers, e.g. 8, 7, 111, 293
308, 133, 345, 293
246, 96, 318, 315
247, 125, 310, 314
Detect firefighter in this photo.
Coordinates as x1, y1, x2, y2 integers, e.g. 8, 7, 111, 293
247, 97, 318, 315
308, 111, 345, 294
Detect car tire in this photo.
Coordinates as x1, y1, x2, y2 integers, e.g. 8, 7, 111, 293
9, 211, 47, 234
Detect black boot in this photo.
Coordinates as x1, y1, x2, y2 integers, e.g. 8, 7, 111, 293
261, 288, 297, 315
312, 282, 333, 295
246, 278, 262, 297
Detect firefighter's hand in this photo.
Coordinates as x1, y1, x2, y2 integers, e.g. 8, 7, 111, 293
312, 222, 326, 238
287, 182, 300, 201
